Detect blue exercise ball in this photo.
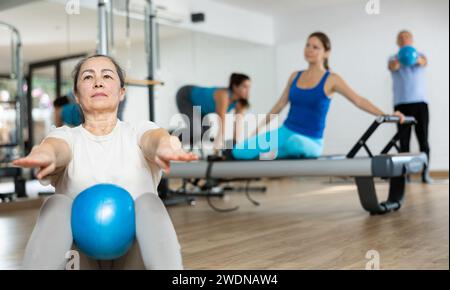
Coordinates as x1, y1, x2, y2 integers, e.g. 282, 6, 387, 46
71, 184, 136, 260
398, 46, 418, 66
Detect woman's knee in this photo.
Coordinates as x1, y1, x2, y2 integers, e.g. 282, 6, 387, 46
232, 135, 270, 160
232, 147, 258, 160
286, 135, 322, 158
135, 193, 166, 215
134, 194, 182, 263
306, 146, 322, 158
134, 193, 178, 234
38, 194, 73, 220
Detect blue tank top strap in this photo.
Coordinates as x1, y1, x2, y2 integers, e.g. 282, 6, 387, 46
317, 71, 330, 89
227, 89, 232, 100
292, 71, 303, 85
227, 89, 238, 112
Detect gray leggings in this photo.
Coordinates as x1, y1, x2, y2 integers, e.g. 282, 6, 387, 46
22, 193, 183, 270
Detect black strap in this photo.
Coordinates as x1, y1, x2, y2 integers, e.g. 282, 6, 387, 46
204, 157, 239, 212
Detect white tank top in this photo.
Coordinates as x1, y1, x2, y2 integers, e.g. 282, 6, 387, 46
41, 120, 162, 200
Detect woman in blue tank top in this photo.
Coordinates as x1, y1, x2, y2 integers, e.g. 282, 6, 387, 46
176, 73, 251, 148
232, 32, 405, 160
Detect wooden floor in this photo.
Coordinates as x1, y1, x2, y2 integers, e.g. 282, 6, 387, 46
0, 177, 448, 270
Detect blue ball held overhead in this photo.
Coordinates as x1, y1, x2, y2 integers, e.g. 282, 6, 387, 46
398, 46, 418, 67
71, 184, 136, 260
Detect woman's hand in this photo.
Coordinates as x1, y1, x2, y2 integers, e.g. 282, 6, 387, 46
154, 135, 198, 174
13, 149, 57, 180
393, 110, 406, 124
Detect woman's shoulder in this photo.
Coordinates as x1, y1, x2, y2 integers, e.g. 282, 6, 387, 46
45, 125, 81, 146
118, 120, 158, 129
327, 71, 341, 82
286, 70, 302, 86
291, 70, 303, 77
47, 125, 79, 136
118, 120, 160, 138
214, 88, 231, 100
112, 120, 160, 146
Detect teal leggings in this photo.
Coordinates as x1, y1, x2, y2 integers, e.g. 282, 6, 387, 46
232, 125, 323, 160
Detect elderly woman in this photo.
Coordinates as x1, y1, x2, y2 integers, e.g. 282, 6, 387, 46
14, 55, 197, 270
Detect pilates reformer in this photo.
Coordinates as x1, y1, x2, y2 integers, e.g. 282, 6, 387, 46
162, 116, 427, 215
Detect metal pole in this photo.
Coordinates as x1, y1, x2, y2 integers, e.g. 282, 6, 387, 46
109, 0, 115, 54
10, 33, 16, 79
0, 22, 25, 157
145, 0, 156, 121
97, 0, 109, 55
15, 30, 24, 156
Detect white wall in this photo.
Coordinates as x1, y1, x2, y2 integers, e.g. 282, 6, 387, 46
273, 0, 449, 170
116, 29, 276, 131
181, 0, 275, 46
49, 0, 275, 45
